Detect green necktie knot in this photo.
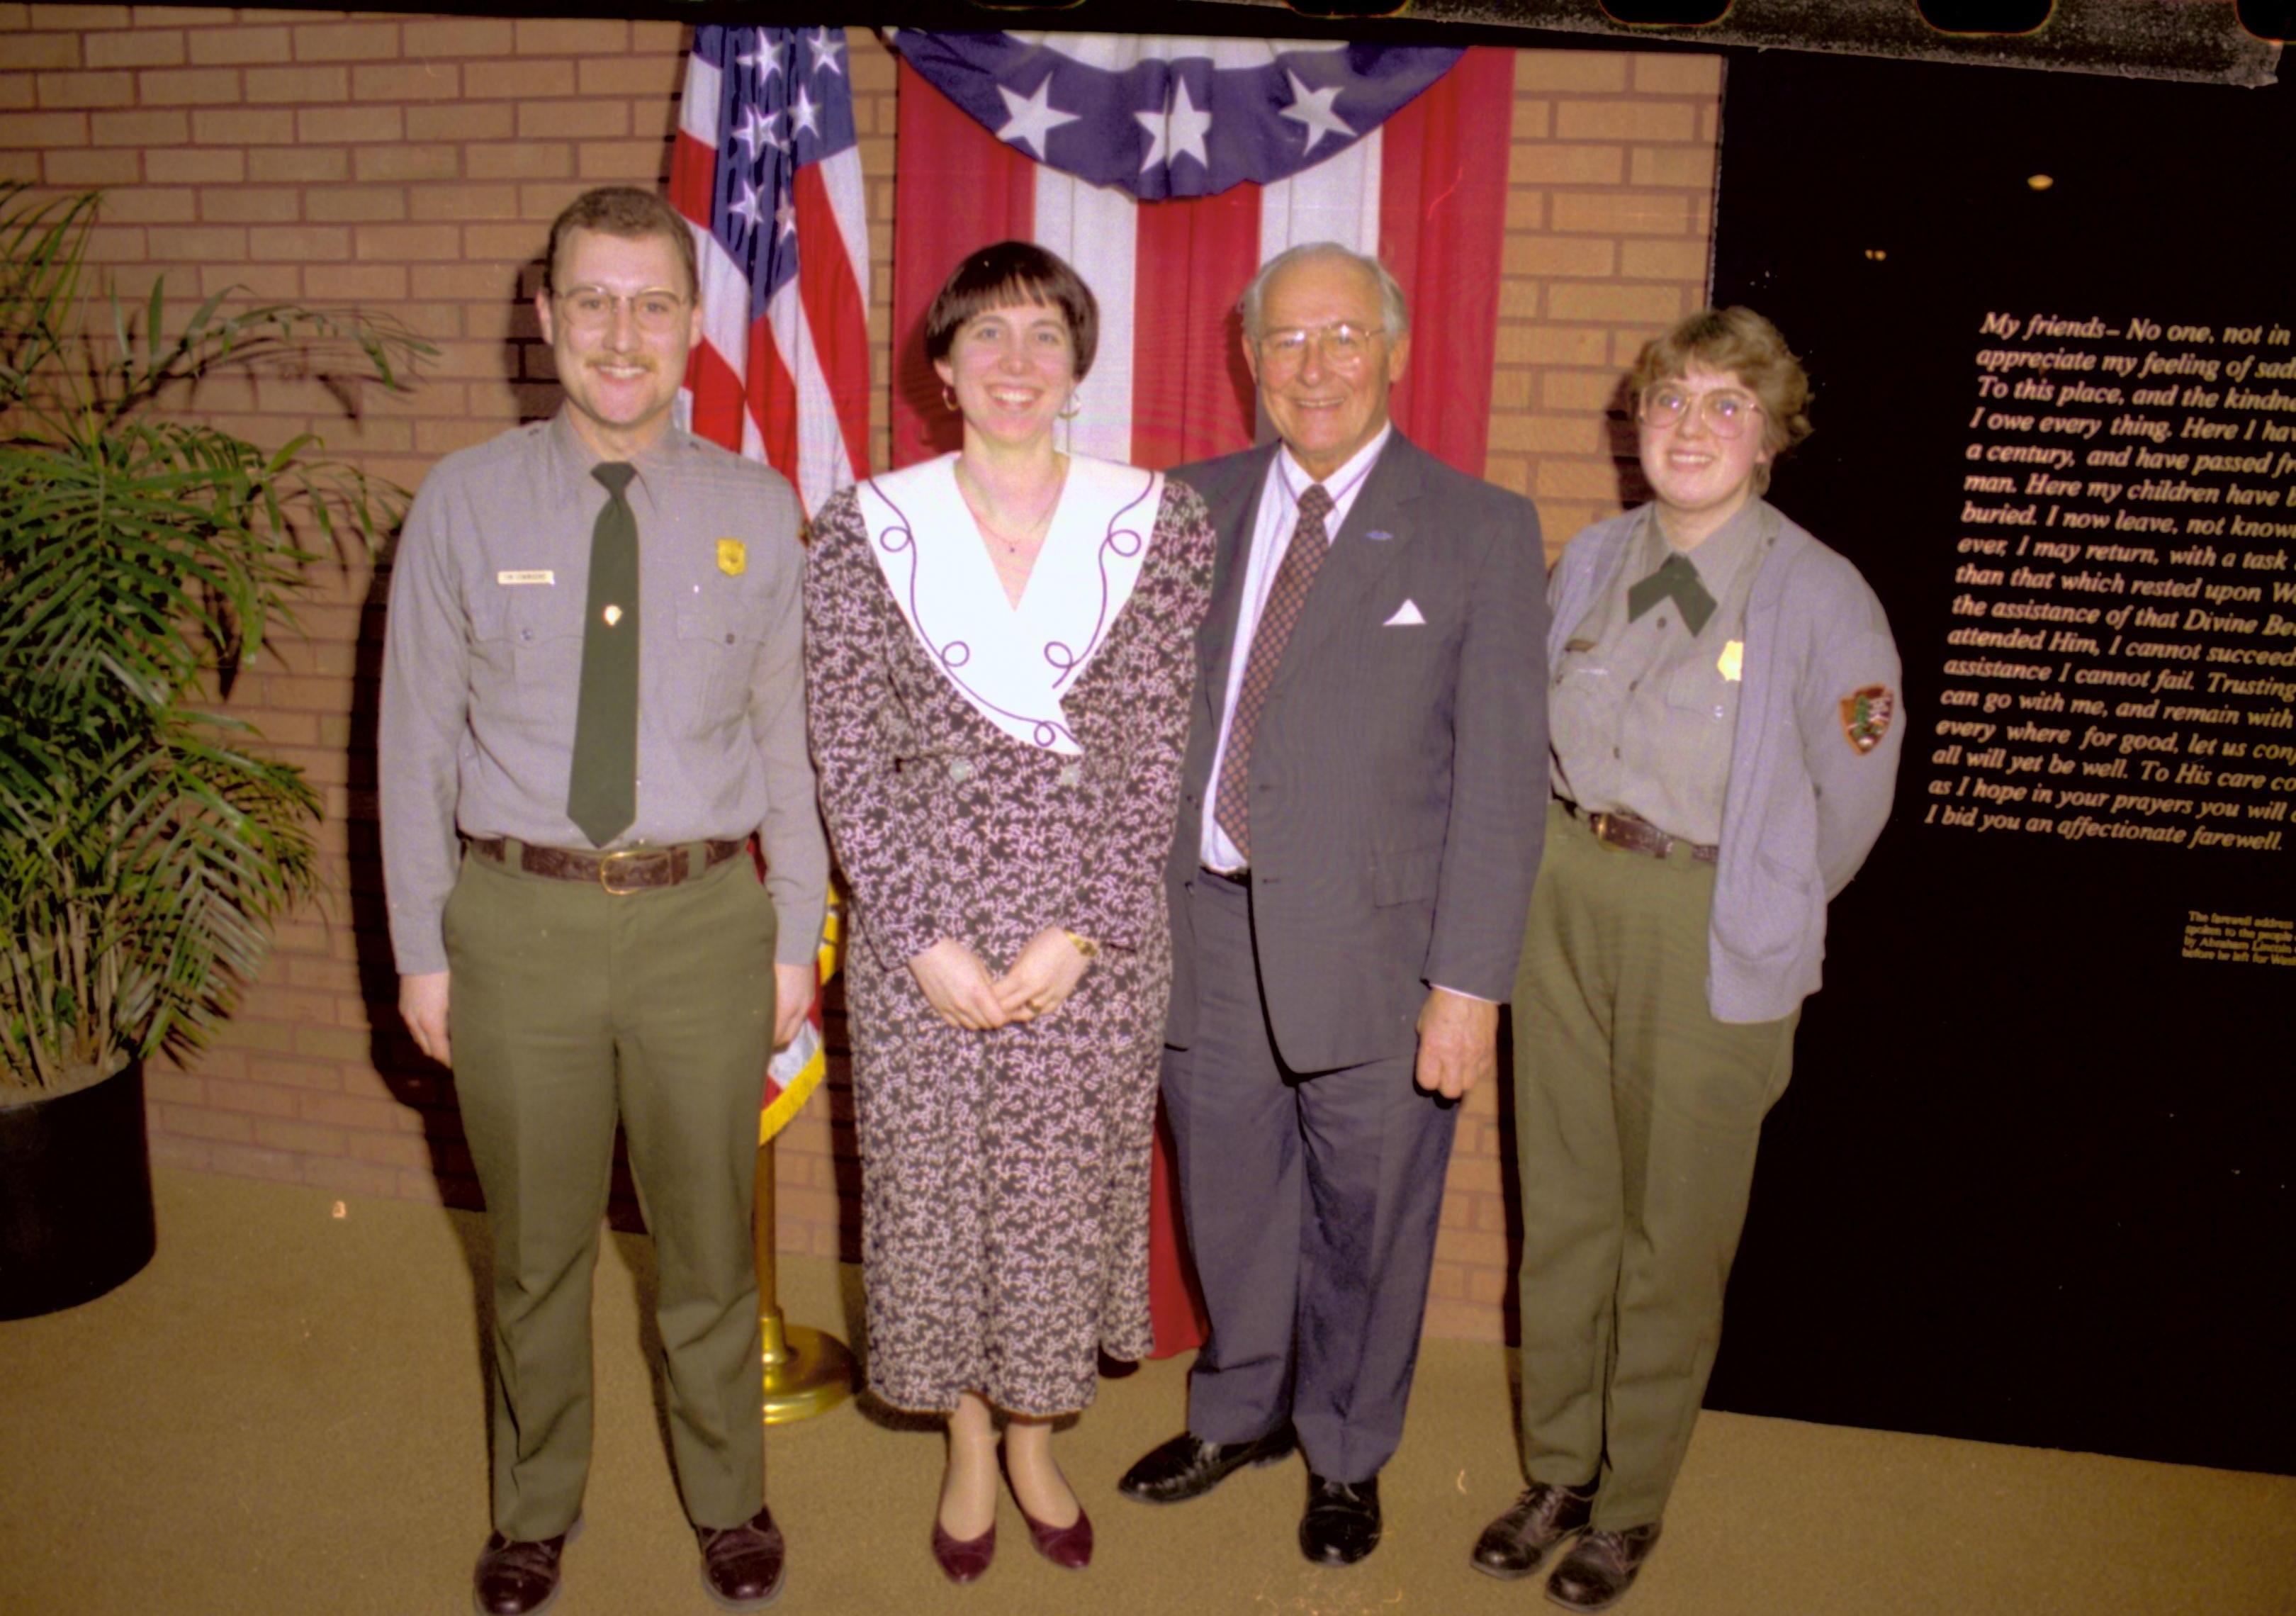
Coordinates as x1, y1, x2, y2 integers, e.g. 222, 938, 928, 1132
1626, 551, 1717, 636
568, 461, 641, 847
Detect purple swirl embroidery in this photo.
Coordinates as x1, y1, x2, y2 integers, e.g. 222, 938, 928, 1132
1047, 468, 1157, 692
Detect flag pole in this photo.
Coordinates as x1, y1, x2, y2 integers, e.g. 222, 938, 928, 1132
753, 1133, 856, 1423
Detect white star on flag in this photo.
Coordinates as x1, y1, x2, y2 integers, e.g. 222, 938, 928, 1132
995, 74, 1079, 160
775, 196, 797, 240
1137, 77, 1213, 174
809, 26, 845, 77
732, 104, 773, 159
727, 179, 766, 232
789, 82, 821, 139
1278, 70, 1353, 156
736, 37, 782, 84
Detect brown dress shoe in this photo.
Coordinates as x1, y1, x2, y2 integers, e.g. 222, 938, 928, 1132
1546, 1522, 1662, 1612
473, 1522, 575, 1616
1470, 1481, 1594, 1579
696, 1505, 787, 1611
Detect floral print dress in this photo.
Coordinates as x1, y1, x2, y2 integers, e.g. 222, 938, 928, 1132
804, 463, 1215, 1415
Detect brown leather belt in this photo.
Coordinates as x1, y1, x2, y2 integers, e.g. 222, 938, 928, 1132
467, 836, 748, 894
1565, 803, 1719, 865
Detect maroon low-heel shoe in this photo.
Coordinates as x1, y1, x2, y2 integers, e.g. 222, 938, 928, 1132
1015, 1500, 1093, 1571
930, 1517, 995, 1584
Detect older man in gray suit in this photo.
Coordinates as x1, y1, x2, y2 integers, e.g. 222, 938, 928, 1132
1119, 242, 1548, 1566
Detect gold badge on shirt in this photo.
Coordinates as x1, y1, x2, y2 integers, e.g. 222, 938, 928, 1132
716, 538, 746, 577
1717, 639, 1743, 683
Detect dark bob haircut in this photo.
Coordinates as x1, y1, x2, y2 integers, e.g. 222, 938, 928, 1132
923, 241, 1099, 382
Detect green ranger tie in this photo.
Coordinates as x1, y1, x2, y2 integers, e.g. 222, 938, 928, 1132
566, 461, 640, 847
1626, 550, 1718, 636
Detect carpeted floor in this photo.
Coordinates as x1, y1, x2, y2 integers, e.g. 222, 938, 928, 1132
1, 1169, 2290, 1616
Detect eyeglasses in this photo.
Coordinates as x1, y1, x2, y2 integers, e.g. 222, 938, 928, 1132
1256, 322, 1385, 371
1637, 384, 1763, 439
553, 286, 690, 334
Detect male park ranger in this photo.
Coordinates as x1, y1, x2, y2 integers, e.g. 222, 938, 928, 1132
381, 186, 826, 1615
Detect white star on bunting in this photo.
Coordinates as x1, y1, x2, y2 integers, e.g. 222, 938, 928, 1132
995, 74, 1079, 160
1278, 70, 1353, 156
1137, 77, 1213, 174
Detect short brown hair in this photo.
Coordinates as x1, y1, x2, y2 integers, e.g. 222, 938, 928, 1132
544, 186, 698, 303
1629, 307, 1813, 488
923, 241, 1098, 381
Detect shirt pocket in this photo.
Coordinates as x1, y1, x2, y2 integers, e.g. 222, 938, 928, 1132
500, 586, 586, 687
1661, 656, 1733, 727
676, 596, 765, 723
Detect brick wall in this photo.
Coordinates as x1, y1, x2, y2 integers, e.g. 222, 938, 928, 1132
0, 12, 1720, 1343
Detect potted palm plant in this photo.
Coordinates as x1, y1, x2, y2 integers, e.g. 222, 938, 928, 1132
0, 184, 426, 1317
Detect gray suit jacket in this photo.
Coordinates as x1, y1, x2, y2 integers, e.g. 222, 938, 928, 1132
1163, 432, 1550, 1072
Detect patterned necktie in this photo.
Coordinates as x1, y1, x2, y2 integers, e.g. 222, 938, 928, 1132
1213, 482, 1336, 863
566, 461, 640, 847
1626, 551, 1717, 636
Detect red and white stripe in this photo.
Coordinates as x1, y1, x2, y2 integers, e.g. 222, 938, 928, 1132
670, 45, 872, 516
891, 45, 1514, 478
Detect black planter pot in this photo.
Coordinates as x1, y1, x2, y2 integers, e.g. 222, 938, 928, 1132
0, 1060, 157, 1320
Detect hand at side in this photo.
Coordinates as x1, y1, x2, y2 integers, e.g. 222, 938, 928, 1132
1414, 986, 1498, 1099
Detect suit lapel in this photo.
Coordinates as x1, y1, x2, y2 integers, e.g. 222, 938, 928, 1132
1272, 433, 1426, 692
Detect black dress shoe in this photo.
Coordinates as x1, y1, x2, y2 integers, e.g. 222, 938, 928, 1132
1546, 1522, 1661, 1612
473, 1521, 577, 1616
695, 1506, 786, 1611
1470, 1481, 1594, 1579
1298, 1472, 1382, 1566
1117, 1425, 1297, 1504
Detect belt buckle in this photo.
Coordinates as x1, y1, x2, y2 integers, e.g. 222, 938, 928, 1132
597, 848, 661, 896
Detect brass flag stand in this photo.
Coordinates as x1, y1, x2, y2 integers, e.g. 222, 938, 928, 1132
753, 1135, 855, 1424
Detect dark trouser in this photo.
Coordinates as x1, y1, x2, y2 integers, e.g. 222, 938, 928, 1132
445, 843, 777, 1539
1161, 868, 1457, 1486
1512, 802, 1796, 1530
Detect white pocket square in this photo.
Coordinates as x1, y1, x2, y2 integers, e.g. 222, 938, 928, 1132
1382, 600, 1426, 627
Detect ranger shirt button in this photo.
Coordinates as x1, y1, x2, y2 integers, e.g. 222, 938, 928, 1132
948, 758, 974, 782
1057, 763, 1081, 787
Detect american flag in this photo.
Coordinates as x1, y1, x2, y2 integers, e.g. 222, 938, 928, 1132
670, 24, 871, 517
668, 24, 868, 1141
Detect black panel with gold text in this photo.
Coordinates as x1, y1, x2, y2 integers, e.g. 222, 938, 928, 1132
1704, 48, 2293, 1474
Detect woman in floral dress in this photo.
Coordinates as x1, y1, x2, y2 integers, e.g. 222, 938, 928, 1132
804, 242, 1214, 1579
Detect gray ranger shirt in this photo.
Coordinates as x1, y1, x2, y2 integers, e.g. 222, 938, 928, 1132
379, 408, 828, 977
1550, 500, 1774, 846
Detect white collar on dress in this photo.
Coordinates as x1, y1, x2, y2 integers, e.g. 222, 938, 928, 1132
854, 453, 1161, 756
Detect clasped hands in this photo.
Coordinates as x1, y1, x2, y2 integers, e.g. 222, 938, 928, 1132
908, 928, 1091, 1031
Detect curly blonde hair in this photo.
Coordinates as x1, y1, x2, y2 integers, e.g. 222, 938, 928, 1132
1628, 307, 1812, 491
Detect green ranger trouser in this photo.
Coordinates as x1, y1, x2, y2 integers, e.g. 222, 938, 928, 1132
1512, 801, 1797, 1530
445, 843, 777, 1539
